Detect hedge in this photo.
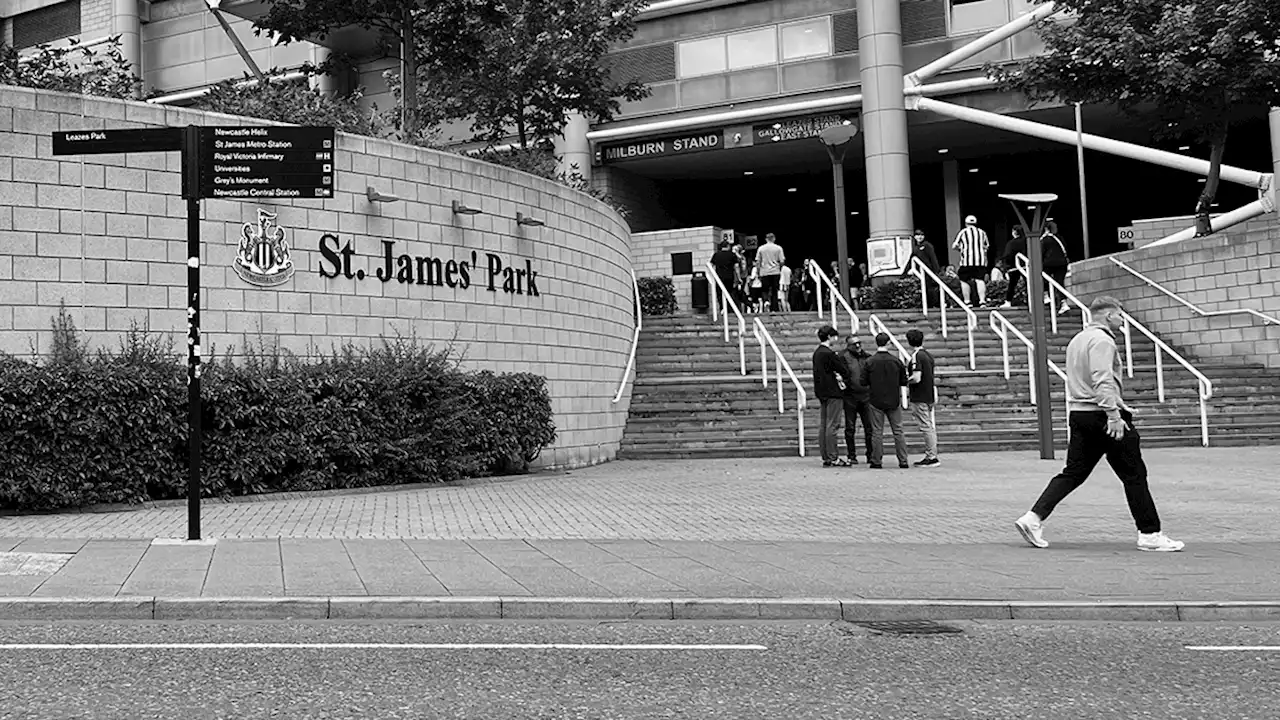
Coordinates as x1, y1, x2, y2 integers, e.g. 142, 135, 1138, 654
637, 276, 678, 316
0, 326, 556, 512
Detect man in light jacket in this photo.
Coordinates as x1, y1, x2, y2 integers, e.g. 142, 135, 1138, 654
1014, 296, 1185, 552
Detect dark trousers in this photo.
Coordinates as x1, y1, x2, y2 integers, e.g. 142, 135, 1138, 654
869, 405, 909, 467
715, 270, 735, 304
1031, 410, 1161, 534
1005, 271, 1024, 304
1047, 266, 1067, 291
843, 397, 873, 461
760, 274, 781, 311
818, 398, 844, 462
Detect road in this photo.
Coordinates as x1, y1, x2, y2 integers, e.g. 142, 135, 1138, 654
0, 620, 1276, 719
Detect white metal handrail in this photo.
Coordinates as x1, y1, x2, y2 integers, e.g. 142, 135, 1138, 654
1015, 252, 1134, 377
803, 259, 860, 335
612, 269, 642, 404
1110, 256, 1280, 327
989, 310, 1071, 443
750, 317, 808, 456
908, 257, 977, 369
867, 314, 910, 409
1013, 256, 1212, 444
705, 260, 747, 375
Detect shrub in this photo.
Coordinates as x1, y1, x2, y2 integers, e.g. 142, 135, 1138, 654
637, 276, 678, 316
987, 275, 1029, 306
192, 72, 379, 136
0, 36, 139, 99
862, 278, 922, 310
0, 318, 558, 512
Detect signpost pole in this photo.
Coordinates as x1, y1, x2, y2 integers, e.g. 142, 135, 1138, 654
182, 125, 203, 541
818, 124, 859, 309
1001, 193, 1056, 460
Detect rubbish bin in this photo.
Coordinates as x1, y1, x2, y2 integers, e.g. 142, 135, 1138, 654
691, 271, 709, 313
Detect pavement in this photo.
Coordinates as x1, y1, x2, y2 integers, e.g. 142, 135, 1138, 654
2, 446, 1279, 622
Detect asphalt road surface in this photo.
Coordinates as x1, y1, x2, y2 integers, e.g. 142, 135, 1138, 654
0, 620, 1277, 719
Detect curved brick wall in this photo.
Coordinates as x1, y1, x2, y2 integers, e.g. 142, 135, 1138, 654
0, 86, 635, 469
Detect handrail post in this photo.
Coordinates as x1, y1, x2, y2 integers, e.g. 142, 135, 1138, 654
759, 331, 768, 387
1027, 348, 1036, 404
776, 360, 783, 413
1123, 320, 1134, 378
1155, 349, 1165, 403
738, 321, 746, 375
1050, 284, 1058, 334
1199, 385, 1209, 447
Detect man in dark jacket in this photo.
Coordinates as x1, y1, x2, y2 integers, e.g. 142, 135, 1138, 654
812, 324, 853, 467
840, 336, 874, 465
709, 240, 738, 304
860, 332, 910, 469
1040, 219, 1071, 314
999, 226, 1028, 308
909, 229, 940, 275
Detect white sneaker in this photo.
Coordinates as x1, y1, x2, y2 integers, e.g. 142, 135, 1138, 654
999, 301, 1012, 309
1138, 532, 1185, 552
1014, 511, 1049, 548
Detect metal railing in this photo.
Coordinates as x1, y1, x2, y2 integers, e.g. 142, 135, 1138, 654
705, 261, 748, 375
803, 259, 860, 335
909, 257, 977, 369
1110, 256, 1280, 328
750, 317, 808, 456
867, 314, 911, 409
612, 269, 642, 404
1012, 255, 1213, 444
1015, 252, 1134, 376
989, 310, 1071, 444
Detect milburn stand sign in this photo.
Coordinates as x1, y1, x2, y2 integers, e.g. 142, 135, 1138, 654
53, 125, 337, 541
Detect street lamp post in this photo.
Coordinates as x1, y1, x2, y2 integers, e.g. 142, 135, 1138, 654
999, 192, 1058, 460
819, 123, 860, 303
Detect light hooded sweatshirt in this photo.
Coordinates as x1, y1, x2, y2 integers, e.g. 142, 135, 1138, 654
1065, 321, 1124, 417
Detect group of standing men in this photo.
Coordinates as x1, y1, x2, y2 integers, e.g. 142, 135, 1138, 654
811, 325, 939, 469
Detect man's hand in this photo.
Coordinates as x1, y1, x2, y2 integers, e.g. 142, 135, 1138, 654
1106, 416, 1127, 440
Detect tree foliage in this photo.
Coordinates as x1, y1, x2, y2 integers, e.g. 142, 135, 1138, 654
192, 71, 380, 136
0, 36, 140, 99
414, 0, 652, 148
991, 0, 1280, 235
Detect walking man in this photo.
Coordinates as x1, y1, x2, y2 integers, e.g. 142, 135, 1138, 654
860, 332, 910, 469
1014, 296, 1185, 552
754, 233, 786, 313
952, 215, 990, 307
812, 325, 853, 467
1040, 220, 1071, 315
840, 336, 874, 465
905, 329, 940, 467
998, 226, 1028, 308
710, 240, 738, 304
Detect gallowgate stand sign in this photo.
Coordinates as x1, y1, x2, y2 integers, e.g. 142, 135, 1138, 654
53, 125, 337, 540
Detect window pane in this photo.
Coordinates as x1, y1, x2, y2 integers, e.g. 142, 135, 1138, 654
780, 18, 831, 61
727, 28, 777, 70
677, 36, 726, 78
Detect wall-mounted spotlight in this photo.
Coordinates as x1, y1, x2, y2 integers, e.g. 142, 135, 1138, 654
452, 200, 484, 216
515, 212, 545, 227
366, 186, 401, 203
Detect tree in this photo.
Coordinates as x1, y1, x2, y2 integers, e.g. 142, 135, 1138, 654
991, 0, 1280, 236
251, 0, 496, 139
413, 0, 651, 149
0, 36, 139, 99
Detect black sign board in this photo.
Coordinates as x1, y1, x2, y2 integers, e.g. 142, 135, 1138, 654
753, 114, 859, 144
199, 126, 335, 199
52, 127, 183, 155
601, 131, 723, 164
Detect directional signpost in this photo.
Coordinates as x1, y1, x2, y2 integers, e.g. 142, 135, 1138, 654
53, 124, 336, 541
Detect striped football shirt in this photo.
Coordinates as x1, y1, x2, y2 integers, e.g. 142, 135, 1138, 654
952, 226, 989, 268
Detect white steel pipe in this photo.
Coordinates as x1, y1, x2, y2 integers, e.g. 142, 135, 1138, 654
903, 76, 999, 97
909, 97, 1269, 189
1142, 200, 1270, 249
147, 70, 309, 105
17, 35, 115, 63
906, 1, 1061, 87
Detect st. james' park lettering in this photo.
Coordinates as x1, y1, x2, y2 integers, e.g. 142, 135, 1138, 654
318, 234, 542, 296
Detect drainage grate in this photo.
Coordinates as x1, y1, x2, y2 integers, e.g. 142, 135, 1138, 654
853, 620, 963, 635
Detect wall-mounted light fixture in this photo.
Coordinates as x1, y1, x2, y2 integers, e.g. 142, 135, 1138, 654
366, 186, 401, 203
515, 212, 545, 227
452, 200, 484, 216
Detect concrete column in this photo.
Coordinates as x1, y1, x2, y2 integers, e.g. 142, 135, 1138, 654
556, 112, 593, 182
112, 0, 142, 96
942, 159, 962, 266
856, 0, 915, 252
1271, 108, 1280, 215
311, 45, 339, 95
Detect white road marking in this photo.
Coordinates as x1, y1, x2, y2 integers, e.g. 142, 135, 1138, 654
0, 642, 768, 651
1185, 646, 1280, 651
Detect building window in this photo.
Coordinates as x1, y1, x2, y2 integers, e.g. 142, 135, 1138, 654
949, 0, 1010, 35
780, 18, 831, 61
12, 0, 82, 50
726, 27, 777, 71
677, 36, 727, 78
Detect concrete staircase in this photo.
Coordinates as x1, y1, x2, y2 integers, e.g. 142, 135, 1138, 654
618, 307, 1280, 459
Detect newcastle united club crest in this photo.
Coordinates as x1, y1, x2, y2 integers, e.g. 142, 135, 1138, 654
235, 209, 295, 287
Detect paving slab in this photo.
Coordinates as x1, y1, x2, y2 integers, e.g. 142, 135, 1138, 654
343, 540, 448, 596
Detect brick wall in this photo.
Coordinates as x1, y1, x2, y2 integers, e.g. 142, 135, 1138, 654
1070, 214, 1280, 369
631, 226, 720, 312
591, 165, 672, 233
0, 85, 637, 469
